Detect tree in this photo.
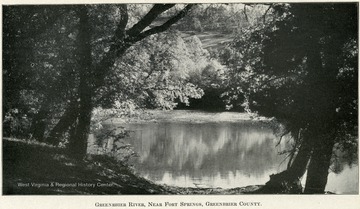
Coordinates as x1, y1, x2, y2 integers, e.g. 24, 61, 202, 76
97, 30, 205, 111
3, 4, 195, 157
175, 4, 270, 34
41, 4, 195, 158
225, 3, 358, 193
3, 6, 77, 139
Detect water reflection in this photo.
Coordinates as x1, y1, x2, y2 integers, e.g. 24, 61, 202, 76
326, 165, 359, 194
91, 121, 358, 193
117, 122, 290, 188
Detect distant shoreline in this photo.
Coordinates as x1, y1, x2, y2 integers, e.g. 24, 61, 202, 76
104, 109, 272, 124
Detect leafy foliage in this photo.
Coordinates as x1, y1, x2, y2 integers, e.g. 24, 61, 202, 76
3, 4, 198, 139
224, 3, 357, 146
222, 3, 358, 193
3, 6, 77, 138
97, 30, 209, 110
176, 4, 271, 33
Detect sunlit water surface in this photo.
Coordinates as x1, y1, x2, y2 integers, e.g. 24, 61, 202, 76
90, 120, 358, 194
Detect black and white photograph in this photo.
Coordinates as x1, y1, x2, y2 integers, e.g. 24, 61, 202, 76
1, 1, 359, 208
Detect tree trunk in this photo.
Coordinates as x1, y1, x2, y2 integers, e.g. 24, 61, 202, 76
285, 136, 313, 178
30, 104, 50, 141
45, 4, 193, 156
304, 135, 335, 194
46, 100, 79, 145
256, 136, 313, 194
302, 39, 337, 193
68, 5, 93, 159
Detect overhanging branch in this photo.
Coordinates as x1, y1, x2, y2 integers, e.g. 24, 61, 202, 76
128, 4, 194, 43
93, 4, 193, 89
126, 4, 175, 37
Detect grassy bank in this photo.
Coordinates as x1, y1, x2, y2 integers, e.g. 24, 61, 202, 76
2, 138, 262, 195
3, 138, 166, 195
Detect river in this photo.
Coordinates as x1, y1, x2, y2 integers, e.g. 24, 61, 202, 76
89, 111, 358, 194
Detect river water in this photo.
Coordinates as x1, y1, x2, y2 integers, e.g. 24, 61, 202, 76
90, 114, 358, 194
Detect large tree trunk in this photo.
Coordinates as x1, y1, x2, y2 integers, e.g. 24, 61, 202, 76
285, 136, 313, 178
302, 38, 338, 193
304, 135, 335, 194
256, 135, 313, 194
68, 5, 93, 159
46, 100, 79, 145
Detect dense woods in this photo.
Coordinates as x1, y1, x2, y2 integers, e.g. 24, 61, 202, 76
3, 3, 358, 194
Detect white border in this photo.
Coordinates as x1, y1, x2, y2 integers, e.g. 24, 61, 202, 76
0, 1, 359, 209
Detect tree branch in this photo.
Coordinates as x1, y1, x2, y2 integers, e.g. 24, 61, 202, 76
93, 4, 193, 89
126, 4, 175, 37
128, 4, 194, 44
114, 4, 128, 40
263, 5, 273, 23
243, 4, 249, 23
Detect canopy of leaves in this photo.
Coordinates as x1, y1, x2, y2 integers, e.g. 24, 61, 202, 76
223, 4, 358, 160
97, 30, 211, 110
3, 4, 199, 138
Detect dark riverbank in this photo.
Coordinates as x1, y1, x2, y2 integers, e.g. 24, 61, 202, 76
2, 138, 262, 195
